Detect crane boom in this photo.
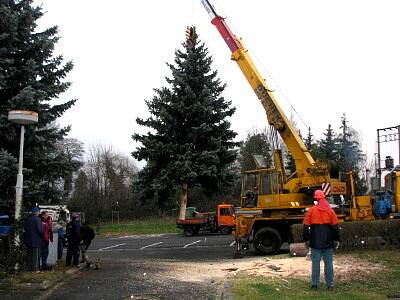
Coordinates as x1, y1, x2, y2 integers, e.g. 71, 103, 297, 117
201, 0, 315, 178
200, 1, 380, 257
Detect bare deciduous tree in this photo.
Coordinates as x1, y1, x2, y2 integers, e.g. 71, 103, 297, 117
71, 144, 138, 222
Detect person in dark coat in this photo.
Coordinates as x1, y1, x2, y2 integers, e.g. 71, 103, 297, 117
24, 207, 44, 272
80, 222, 95, 267
66, 213, 81, 267
303, 190, 340, 289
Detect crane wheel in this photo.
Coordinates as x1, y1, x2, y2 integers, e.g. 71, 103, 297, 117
253, 227, 282, 255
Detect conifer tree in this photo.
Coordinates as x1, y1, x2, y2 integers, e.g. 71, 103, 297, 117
132, 27, 239, 215
337, 114, 367, 194
318, 124, 337, 161
304, 127, 312, 150
304, 127, 321, 159
0, 1, 77, 206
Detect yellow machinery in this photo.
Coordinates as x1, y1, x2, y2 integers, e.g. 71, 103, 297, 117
388, 169, 400, 216
374, 167, 400, 219
200, 0, 375, 255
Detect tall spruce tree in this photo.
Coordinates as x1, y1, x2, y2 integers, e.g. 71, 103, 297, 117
132, 27, 239, 216
303, 127, 321, 159
337, 114, 367, 194
304, 127, 313, 150
318, 124, 337, 161
0, 1, 77, 206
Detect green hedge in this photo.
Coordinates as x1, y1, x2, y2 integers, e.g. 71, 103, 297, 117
291, 219, 400, 250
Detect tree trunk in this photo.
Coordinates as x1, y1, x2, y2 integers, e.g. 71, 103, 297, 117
289, 242, 309, 257
178, 183, 188, 220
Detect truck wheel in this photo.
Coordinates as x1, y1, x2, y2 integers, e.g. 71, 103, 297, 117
253, 227, 282, 255
184, 226, 195, 236
193, 226, 200, 235
220, 226, 231, 235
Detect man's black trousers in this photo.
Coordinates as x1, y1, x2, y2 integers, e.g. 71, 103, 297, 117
66, 243, 80, 266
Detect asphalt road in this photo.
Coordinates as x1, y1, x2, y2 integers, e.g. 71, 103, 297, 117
6, 233, 249, 300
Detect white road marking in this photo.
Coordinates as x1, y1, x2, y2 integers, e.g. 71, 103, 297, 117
89, 244, 231, 252
110, 234, 168, 240
183, 240, 201, 248
140, 242, 163, 250
98, 243, 126, 251
229, 241, 236, 247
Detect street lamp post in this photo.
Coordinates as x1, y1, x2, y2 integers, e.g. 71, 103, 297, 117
8, 110, 38, 221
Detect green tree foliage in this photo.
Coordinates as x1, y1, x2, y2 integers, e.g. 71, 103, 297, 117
282, 117, 301, 175
336, 114, 367, 194
283, 147, 296, 175
313, 115, 367, 194
0, 1, 77, 206
304, 127, 321, 159
303, 127, 312, 150
0, 149, 16, 205
279, 115, 367, 194
318, 124, 338, 161
132, 28, 239, 209
239, 128, 272, 171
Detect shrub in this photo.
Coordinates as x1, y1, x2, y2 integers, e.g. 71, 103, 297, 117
291, 219, 400, 250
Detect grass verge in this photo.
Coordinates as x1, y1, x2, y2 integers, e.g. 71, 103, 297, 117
0, 264, 69, 290
97, 217, 180, 236
234, 250, 400, 300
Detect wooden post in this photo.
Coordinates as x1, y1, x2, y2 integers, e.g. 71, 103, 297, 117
178, 183, 188, 220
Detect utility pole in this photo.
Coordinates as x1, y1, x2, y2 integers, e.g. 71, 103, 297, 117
376, 125, 400, 188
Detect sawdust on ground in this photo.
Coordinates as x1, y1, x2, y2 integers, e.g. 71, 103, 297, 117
157, 254, 385, 284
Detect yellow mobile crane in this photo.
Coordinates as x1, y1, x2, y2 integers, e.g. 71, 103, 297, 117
200, 0, 371, 255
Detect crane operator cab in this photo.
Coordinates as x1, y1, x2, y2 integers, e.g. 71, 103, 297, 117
241, 168, 284, 208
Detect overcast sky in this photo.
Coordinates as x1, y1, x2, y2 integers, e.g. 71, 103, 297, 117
35, 0, 400, 170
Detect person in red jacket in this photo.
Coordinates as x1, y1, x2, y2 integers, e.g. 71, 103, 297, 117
40, 211, 53, 270
303, 189, 340, 289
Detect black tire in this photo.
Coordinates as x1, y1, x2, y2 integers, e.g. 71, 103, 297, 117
220, 226, 231, 235
253, 227, 282, 255
193, 226, 200, 235
184, 226, 195, 236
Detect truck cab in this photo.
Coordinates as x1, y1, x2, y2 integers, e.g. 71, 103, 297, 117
216, 204, 235, 229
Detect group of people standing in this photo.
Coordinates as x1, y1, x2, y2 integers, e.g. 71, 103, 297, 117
24, 207, 95, 272
24, 207, 53, 271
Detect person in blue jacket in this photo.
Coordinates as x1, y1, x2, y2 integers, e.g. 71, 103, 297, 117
57, 222, 65, 260
24, 207, 44, 272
